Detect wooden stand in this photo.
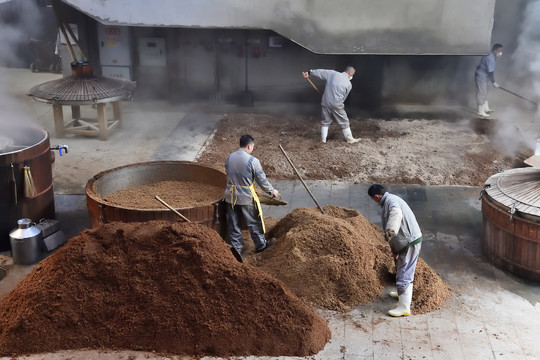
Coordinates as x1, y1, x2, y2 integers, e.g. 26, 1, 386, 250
52, 101, 122, 141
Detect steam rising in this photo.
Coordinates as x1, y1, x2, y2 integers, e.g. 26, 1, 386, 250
0, 0, 45, 126
510, 0, 540, 155
512, 0, 540, 96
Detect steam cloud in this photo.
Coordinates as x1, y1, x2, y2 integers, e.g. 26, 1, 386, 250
0, 0, 45, 124
494, 0, 540, 156
512, 0, 540, 96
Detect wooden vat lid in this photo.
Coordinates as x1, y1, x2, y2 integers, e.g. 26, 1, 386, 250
28, 75, 136, 106
484, 167, 540, 217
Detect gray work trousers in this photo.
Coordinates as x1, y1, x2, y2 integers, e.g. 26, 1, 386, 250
475, 77, 489, 106
321, 104, 350, 129
226, 203, 266, 253
396, 242, 422, 294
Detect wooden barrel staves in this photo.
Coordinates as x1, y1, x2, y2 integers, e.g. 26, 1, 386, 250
481, 168, 540, 282
85, 161, 228, 239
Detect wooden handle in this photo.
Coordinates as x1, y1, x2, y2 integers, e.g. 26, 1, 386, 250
155, 195, 192, 223
279, 145, 325, 214
305, 77, 321, 94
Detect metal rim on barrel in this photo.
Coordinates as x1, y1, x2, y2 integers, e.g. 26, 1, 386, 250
482, 167, 540, 282
85, 161, 228, 238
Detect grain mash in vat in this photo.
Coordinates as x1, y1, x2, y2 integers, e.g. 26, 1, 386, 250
103, 180, 224, 209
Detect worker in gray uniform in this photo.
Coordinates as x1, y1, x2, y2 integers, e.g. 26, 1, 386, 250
224, 134, 279, 256
368, 184, 423, 317
475, 43, 503, 117
302, 67, 360, 144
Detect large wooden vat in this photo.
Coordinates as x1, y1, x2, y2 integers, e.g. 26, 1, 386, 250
481, 168, 540, 281
85, 161, 227, 239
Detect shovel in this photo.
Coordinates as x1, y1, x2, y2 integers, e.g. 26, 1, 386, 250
255, 188, 288, 206
524, 125, 540, 167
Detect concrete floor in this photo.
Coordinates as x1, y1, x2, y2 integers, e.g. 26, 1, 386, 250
1, 68, 540, 359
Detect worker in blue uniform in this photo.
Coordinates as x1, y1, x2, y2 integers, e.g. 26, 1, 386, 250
475, 43, 503, 117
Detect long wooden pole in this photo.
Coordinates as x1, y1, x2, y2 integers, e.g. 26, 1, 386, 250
52, 2, 77, 62
499, 87, 538, 108
58, 22, 76, 61
63, 22, 88, 61
279, 144, 325, 214
155, 195, 192, 223
305, 77, 321, 94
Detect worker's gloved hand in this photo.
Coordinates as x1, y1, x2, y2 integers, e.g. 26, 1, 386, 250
385, 229, 396, 242
493, 82, 500, 88
272, 189, 279, 198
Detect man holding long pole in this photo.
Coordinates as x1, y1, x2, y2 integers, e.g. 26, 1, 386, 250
475, 43, 503, 117
302, 67, 361, 144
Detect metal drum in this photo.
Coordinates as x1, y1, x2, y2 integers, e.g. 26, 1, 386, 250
9, 218, 43, 265
0, 124, 55, 251
85, 161, 228, 238
481, 167, 540, 281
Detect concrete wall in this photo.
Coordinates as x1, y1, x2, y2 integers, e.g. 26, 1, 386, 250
56, 0, 531, 109
62, 0, 495, 55
124, 28, 480, 108
126, 28, 385, 107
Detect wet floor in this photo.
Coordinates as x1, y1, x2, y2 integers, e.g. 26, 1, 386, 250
2, 181, 540, 360
1, 68, 540, 359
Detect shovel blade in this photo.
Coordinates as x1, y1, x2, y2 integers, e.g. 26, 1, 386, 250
524, 155, 540, 167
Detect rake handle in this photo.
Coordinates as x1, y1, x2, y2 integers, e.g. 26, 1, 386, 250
499, 87, 538, 107
305, 77, 321, 94
155, 195, 192, 223
279, 144, 325, 214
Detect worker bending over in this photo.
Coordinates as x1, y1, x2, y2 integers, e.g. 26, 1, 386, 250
302, 67, 361, 144
368, 184, 423, 317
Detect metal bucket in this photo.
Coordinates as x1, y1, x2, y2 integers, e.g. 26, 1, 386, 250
9, 218, 43, 265
85, 161, 228, 238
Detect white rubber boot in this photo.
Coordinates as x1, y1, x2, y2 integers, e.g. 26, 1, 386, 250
389, 290, 398, 299
483, 101, 494, 113
321, 126, 329, 143
477, 105, 489, 117
388, 284, 412, 317
342, 127, 360, 144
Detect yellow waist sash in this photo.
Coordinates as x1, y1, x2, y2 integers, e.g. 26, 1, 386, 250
229, 183, 265, 233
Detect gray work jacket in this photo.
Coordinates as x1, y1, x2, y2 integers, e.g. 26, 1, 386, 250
310, 69, 352, 109
380, 192, 422, 251
224, 148, 275, 205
